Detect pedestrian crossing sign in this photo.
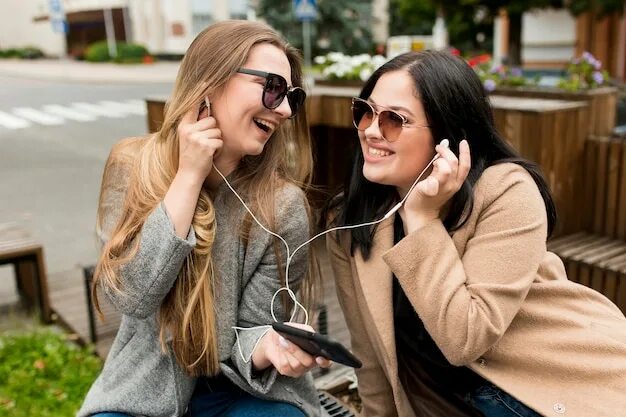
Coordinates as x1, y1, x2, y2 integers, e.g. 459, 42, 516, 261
293, 0, 317, 21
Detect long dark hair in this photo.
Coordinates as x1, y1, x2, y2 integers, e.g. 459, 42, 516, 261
326, 50, 556, 259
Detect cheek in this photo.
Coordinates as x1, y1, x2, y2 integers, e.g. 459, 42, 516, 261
358, 132, 367, 148
397, 141, 434, 170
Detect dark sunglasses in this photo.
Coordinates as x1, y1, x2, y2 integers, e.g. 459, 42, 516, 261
351, 97, 430, 142
237, 68, 306, 119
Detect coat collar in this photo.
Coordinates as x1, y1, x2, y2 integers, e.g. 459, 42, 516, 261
353, 216, 397, 371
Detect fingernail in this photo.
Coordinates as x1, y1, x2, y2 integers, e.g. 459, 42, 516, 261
315, 357, 326, 365
279, 336, 290, 348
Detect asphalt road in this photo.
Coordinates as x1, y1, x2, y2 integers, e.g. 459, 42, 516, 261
0, 75, 173, 302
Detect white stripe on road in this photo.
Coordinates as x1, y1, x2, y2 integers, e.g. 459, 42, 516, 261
0, 111, 31, 129
71, 102, 127, 118
13, 107, 64, 125
124, 99, 147, 114
100, 100, 146, 115
42, 104, 96, 122
0, 99, 146, 129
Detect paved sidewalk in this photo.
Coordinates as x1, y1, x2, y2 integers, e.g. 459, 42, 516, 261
0, 58, 180, 84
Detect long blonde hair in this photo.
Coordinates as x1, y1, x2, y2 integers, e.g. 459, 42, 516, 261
93, 20, 314, 376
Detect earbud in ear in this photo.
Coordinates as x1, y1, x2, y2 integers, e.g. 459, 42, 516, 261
440, 139, 449, 148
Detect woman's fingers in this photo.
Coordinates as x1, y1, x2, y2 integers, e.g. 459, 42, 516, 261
457, 139, 471, 183
190, 128, 221, 144
281, 339, 315, 369
418, 176, 439, 197
267, 326, 331, 377
315, 356, 332, 368
180, 106, 199, 126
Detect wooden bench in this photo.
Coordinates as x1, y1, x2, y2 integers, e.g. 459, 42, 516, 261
83, 265, 122, 357
548, 135, 626, 312
0, 222, 52, 322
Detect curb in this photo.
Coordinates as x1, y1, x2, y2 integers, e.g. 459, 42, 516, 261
0, 59, 180, 84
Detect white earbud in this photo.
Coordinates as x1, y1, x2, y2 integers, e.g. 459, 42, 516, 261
440, 138, 449, 148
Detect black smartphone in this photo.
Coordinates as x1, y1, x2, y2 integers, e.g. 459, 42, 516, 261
272, 322, 362, 369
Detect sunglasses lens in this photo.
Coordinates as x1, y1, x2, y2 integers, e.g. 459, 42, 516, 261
287, 88, 306, 117
263, 74, 288, 109
352, 100, 374, 131
379, 110, 405, 142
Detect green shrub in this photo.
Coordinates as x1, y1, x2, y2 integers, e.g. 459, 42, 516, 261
85, 41, 150, 63
0, 328, 102, 416
84, 41, 111, 62
114, 42, 150, 63
18, 46, 44, 59
0, 49, 21, 59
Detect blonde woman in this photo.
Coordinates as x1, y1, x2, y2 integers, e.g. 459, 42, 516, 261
78, 20, 329, 417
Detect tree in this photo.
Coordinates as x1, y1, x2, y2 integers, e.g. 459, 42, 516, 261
440, 0, 623, 66
257, 0, 374, 57
390, 0, 493, 55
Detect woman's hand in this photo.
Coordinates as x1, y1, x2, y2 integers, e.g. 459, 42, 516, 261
175, 99, 223, 184
401, 139, 471, 234
253, 322, 332, 378
163, 99, 222, 237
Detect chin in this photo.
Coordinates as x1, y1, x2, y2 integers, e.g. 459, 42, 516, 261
362, 166, 387, 186
245, 144, 266, 156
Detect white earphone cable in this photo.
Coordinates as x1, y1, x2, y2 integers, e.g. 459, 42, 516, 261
216, 139, 449, 362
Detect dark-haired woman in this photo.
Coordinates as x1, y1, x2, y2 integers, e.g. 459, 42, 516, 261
325, 50, 626, 417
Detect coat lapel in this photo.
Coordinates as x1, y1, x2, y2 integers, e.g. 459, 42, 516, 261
353, 217, 397, 371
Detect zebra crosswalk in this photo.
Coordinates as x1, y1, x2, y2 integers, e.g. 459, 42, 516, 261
0, 99, 146, 130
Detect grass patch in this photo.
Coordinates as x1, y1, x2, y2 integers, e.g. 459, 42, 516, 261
0, 328, 102, 416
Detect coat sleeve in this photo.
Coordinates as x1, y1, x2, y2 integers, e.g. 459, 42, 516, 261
383, 164, 548, 366
326, 232, 398, 417
96, 142, 196, 319
229, 186, 310, 392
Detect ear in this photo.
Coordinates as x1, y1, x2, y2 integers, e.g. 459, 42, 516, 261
197, 97, 211, 121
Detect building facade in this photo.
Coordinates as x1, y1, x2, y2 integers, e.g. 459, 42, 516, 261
0, 0, 251, 57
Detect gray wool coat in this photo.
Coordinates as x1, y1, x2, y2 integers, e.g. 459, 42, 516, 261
78, 143, 320, 417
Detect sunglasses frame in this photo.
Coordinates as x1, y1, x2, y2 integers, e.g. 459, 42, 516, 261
351, 97, 430, 142
237, 68, 306, 119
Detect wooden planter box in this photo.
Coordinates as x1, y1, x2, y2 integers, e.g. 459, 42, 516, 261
490, 95, 590, 237
144, 90, 594, 233
492, 86, 617, 136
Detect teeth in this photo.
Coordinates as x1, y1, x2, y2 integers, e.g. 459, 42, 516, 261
368, 147, 391, 157
253, 118, 274, 131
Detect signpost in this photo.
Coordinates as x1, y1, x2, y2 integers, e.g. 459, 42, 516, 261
103, 8, 117, 58
48, 0, 67, 34
293, 0, 317, 68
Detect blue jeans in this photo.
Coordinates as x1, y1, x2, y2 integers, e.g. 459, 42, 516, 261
187, 376, 306, 417
466, 385, 542, 417
90, 378, 305, 417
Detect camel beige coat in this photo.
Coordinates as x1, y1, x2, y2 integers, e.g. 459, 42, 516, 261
327, 163, 626, 417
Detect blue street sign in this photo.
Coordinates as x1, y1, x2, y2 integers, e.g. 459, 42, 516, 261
48, 0, 68, 34
293, 0, 317, 21
51, 19, 68, 34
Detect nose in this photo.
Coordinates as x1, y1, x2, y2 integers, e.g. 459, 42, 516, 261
273, 96, 292, 119
363, 113, 384, 141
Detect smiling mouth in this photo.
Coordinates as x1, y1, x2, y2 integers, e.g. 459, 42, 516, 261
253, 118, 273, 133
368, 147, 392, 157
